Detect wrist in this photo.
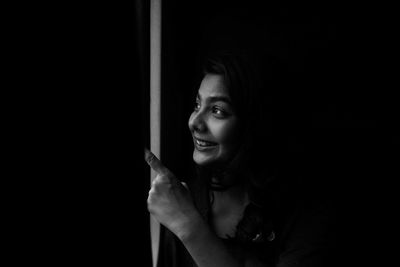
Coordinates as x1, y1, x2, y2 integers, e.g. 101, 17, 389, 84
175, 212, 208, 242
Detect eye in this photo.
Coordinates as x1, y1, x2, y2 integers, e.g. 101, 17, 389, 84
194, 101, 200, 111
212, 106, 226, 117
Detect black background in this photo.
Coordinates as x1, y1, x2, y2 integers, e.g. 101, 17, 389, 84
159, 1, 398, 266
9, 1, 151, 265
8, 1, 397, 266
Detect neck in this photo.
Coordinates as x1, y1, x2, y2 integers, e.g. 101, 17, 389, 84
211, 181, 249, 205
210, 170, 242, 190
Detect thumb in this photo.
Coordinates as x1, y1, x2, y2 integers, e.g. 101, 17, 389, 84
144, 147, 175, 180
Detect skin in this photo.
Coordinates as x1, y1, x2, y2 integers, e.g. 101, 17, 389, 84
145, 74, 249, 266
145, 148, 244, 267
145, 73, 329, 266
188, 74, 240, 170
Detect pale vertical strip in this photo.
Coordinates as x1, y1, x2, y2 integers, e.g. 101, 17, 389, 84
150, 0, 161, 267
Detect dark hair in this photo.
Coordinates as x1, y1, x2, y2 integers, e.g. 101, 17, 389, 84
198, 52, 278, 193
191, 52, 283, 248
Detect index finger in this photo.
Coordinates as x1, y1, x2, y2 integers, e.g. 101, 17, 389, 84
144, 147, 171, 176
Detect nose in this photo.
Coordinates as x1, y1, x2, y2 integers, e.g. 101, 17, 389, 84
188, 110, 206, 133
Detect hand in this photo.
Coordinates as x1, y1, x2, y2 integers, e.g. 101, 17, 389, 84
144, 148, 202, 239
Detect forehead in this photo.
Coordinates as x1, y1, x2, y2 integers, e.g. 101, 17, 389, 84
198, 74, 229, 98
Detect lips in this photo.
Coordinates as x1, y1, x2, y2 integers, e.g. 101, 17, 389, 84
193, 136, 217, 148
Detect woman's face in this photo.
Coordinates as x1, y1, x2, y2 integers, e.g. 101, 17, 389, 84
188, 74, 240, 168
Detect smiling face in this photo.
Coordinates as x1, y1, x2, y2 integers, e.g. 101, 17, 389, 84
188, 74, 240, 168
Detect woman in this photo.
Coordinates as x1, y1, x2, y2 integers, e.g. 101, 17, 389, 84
145, 53, 334, 267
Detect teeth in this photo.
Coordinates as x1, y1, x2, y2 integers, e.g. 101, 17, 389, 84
196, 139, 215, 147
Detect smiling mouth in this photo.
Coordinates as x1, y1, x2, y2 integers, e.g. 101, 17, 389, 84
194, 137, 217, 148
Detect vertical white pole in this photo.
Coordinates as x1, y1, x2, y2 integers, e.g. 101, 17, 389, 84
150, 0, 161, 266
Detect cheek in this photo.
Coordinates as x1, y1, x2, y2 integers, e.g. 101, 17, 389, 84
212, 120, 239, 146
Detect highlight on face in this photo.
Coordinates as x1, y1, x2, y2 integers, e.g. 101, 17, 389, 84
188, 74, 240, 168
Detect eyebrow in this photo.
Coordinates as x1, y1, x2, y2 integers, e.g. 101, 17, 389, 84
196, 94, 232, 105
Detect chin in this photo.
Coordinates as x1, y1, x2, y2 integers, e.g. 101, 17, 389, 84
192, 150, 218, 167
192, 149, 231, 168
193, 152, 212, 166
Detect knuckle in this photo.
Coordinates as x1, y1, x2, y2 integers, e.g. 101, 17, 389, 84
156, 174, 171, 185
151, 179, 164, 190
148, 187, 155, 197
158, 174, 168, 181
147, 194, 155, 209
150, 175, 175, 191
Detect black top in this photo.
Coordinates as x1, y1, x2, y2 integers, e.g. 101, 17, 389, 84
157, 175, 336, 267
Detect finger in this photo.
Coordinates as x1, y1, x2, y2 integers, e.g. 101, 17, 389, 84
144, 147, 172, 176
